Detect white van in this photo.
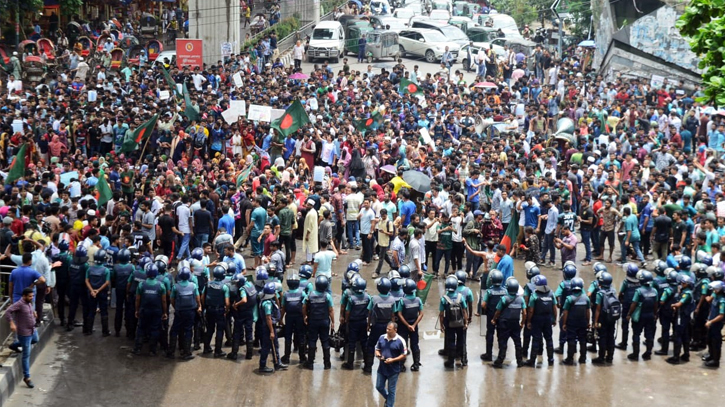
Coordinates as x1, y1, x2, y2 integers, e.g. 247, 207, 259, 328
308, 21, 345, 63
370, 0, 391, 15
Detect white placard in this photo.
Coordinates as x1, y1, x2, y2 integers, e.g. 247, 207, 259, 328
416, 93, 427, 108
233, 72, 243, 88
159, 90, 170, 100
11, 119, 23, 134
420, 127, 435, 150
271, 109, 285, 121
650, 74, 665, 89
176, 84, 183, 95
308, 98, 318, 111
247, 104, 272, 122
230, 100, 246, 116
222, 108, 242, 125
221, 42, 233, 58
718, 201, 725, 218
88, 90, 97, 102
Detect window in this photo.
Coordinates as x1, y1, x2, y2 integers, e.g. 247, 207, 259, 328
312, 29, 335, 40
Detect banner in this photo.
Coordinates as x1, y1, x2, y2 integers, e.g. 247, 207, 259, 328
230, 100, 246, 116
221, 42, 233, 58
233, 72, 243, 88
247, 104, 272, 122
60, 171, 78, 186
159, 90, 170, 100
176, 39, 203, 69
222, 108, 243, 125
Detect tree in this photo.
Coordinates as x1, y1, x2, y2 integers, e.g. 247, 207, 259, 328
60, 0, 85, 19
677, 0, 722, 104
493, 0, 538, 27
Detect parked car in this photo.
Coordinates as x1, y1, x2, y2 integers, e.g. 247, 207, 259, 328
409, 19, 469, 47
393, 6, 422, 21
308, 21, 345, 62
475, 13, 524, 40
429, 9, 452, 21
369, 16, 408, 32
459, 42, 504, 69
398, 28, 460, 63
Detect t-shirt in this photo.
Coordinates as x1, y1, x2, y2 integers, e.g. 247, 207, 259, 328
653, 215, 672, 242
437, 223, 453, 250
624, 214, 640, 242
250, 207, 267, 237
376, 218, 394, 247
9, 266, 42, 303
176, 204, 191, 234
400, 201, 416, 227
313, 250, 337, 278
193, 209, 213, 235
158, 214, 176, 242
121, 171, 134, 194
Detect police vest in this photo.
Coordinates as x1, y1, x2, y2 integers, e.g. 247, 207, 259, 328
485, 286, 506, 317
114, 264, 135, 289
129, 268, 147, 293
348, 292, 371, 322
55, 253, 72, 283
69, 261, 86, 285
307, 291, 329, 322
88, 266, 107, 290
300, 279, 310, 293
622, 279, 641, 304
533, 290, 554, 317
284, 290, 303, 316
676, 289, 696, 317
401, 296, 421, 324
708, 295, 724, 321
660, 286, 677, 317
238, 283, 258, 315
371, 295, 396, 325
638, 286, 657, 315
391, 289, 404, 299
694, 278, 710, 303
558, 280, 572, 307
500, 295, 524, 322
654, 276, 670, 297
175, 282, 198, 311
140, 280, 163, 311
206, 281, 226, 309
262, 298, 281, 324
567, 294, 589, 324
225, 277, 239, 302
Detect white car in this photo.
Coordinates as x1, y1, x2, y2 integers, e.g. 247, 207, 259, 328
393, 7, 422, 21
369, 16, 408, 32
153, 50, 176, 67
429, 10, 451, 21
398, 28, 460, 63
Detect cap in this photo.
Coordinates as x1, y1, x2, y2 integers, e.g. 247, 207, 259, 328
593, 150, 601, 155
87, 209, 96, 217
473, 210, 484, 216
2, 218, 12, 225
306, 199, 316, 206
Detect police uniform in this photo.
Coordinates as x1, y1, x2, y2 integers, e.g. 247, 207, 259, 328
126, 265, 148, 339
692, 276, 711, 349
169, 280, 199, 358
344, 289, 371, 369
628, 284, 658, 359
480, 285, 506, 360
562, 292, 590, 363
523, 279, 536, 359
67, 256, 90, 331
282, 287, 306, 364
156, 271, 174, 353
203, 279, 230, 355
395, 293, 422, 370
440, 291, 468, 367
493, 293, 524, 366
366, 293, 396, 372
232, 279, 258, 359
133, 278, 167, 354
554, 279, 572, 353
223, 274, 237, 346
656, 283, 677, 354
304, 289, 334, 369
191, 267, 209, 350
455, 284, 474, 365
85, 263, 111, 335
594, 286, 619, 363
259, 296, 283, 370
616, 278, 640, 349
586, 280, 600, 353
528, 288, 555, 364
113, 262, 135, 336
669, 286, 694, 363
706, 292, 725, 366
54, 250, 72, 327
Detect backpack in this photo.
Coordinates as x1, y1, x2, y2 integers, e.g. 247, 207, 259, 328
444, 293, 465, 328
601, 288, 622, 322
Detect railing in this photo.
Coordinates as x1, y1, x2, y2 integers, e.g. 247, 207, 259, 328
277, 12, 335, 51
0, 264, 19, 352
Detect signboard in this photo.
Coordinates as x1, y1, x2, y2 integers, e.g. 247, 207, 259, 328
176, 39, 203, 69
650, 74, 665, 89
230, 100, 246, 116
221, 42, 233, 58
159, 90, 171, 100
222, 108, 243, 125
247, 104, 272, 122
233, 72, 243, 88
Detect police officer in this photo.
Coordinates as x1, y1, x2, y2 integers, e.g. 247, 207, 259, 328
112, 249, 134, 337
299, 264, 313, 293
53, 240, 72, 328
342, 275, 370, 370
132, 264, 168, 355
396, 278, 423, 371
491, 278, 523, 368
155, 258, 174, 354
561, 277, 590, 365
653, 261, 670, 298
704, 280, 725, 368
253, 266, 269, 347
677, 255, 693, 281
592, 271, 619, 364
281, 273, 306, 365
692, 266, 715, 350
667, 275, 695, 364
67, 246, 90, 332
126, 256, 151, 339
339, 266, 360, 362
303, 275, 335, 370
440, 276, 469, 369
554, 264, 577, 354
479, 269, 505, 361
454, 270, 474, 367
365, 277, 395, 373
168, 268, 201, 360
389, 271, 403, 299
229, 269, 258, 360
203, 266, 230, 357
85, 249, 112, 336
586, 264, 607, 354
223, 262, 239, 347
522, 265, 541, 360
655, 269, 680, 356
616, 263, 641, 351
626, 270, 658, 361
524, 275, 556, 367
259, 282, 288, 373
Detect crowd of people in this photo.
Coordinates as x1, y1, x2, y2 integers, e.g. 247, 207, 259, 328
0, 9, 724, 399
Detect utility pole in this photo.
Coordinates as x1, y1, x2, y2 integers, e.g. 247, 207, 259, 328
16, 0, 20, 49
550, 0, 562, 57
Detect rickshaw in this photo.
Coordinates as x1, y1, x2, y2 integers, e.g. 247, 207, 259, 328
127, 44, 146, 65
23, 56, 46, 82
75, 36, 93, 57
365, 31, 399, 62
110, 29, 123, 42
109, 48, 125, 71
140, 14, 157, 38
250, 14, 269, 35
18, 40, 37, 57
36, 38, 56, 64
96, 33, 113, 53
146, 39, 163, 61
120, 35, 140, 50
66, 22, 83, 44
344, 22, 374, 56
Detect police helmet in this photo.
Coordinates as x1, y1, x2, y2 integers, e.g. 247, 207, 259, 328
699, 253, 714, 267
377, 277, 392, 294
402, 278, 416, 295
347, 262, 361, 273
212, 266, 226, 280
532, 274, 548, 287
526, 265, 541, 280
275, 281, 283, 293
445, 276, 459, 292
117, 248, 131, 263
592, 262, 608, 274
178, 268, 191, 281
262, 282, 277, 300
678, 256, 692, 270
177, 259, 191, 272
570, 277, 584, 292
179, 267, 192, 278
399, 265, 412, 279
315, 275, 330, 291
455, 270, 467, 285
564, 260, 576, 269
637, 270, 653, 284
692, 263, 708, 279
266, 262, 277, 274
299, 265, 313, 279
625, 263, 639, 279
352, 275, 367, 292
190, 247, 204, 261
138, 255, 152, 270
563, 264, 577, 279
391, 277, 402, 291
154, 260, 167, 274
709, 280, 724, 293
256, 266, 269, 282
665, 269, 679, 285
189, 259, 203, 274
389, 270, 401, 280
58, 240, 70, 252
505, 278, 520, 295
154, 255, 169, 267
597, 271, 613, 288
345, 269, 359, 284
679, 275, 694, 288
488, 269, 504, 286
524, 261, 537, 271
287, 273, 300, 290
94, 249, 107, 264
75, 245, 88, 259
654, 260, 668, 276
144, 263, 159, 279
226, 261, 238, 276
710, 267, 724, 281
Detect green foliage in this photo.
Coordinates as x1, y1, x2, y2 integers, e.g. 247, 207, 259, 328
241, 17, 300, 52
493, 0, 538, 27
60, 0, 85, 18
678, 0, 722, 104
321, 0, 347, 16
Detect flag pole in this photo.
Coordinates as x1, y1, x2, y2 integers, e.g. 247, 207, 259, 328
138, 132, 153, 161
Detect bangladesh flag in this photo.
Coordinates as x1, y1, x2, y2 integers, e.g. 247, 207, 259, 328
399, 78, 423, 95
161, 66, 177, 96
182, 83, 200, 122
95, 169, 113, 208
4, 143, 26, 185
271, 100, 311, 137
499, 211, 520, 255
236, 164, 253, 187
121, 114, 159, 153
354, 111, 382, 132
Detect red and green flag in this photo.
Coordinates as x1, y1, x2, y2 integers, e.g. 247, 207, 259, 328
271, 100, 311, 137
121, 114, 159, 153
354, 111, 382, 132
4, 143, 26, 185
399, 78, 423, 95
95, 169, 113, 208
499, 211, 520, 255
236, 164, 253, 187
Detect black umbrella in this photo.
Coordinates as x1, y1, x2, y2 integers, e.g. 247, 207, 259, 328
402, 170, 431, 193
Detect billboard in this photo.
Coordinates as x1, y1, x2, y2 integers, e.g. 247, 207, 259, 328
176, 39, 203, 69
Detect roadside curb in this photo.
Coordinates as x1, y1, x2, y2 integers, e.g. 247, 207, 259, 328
0, 305, 54, 407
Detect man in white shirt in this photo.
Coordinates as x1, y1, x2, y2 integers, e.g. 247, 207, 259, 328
176, 197, 192, 258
